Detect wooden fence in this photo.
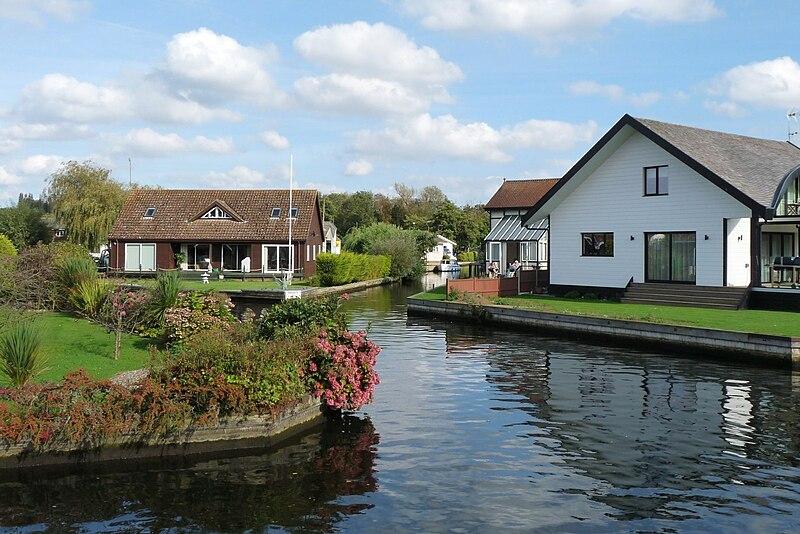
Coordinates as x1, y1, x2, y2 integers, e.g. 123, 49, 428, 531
446, 269, 549, 297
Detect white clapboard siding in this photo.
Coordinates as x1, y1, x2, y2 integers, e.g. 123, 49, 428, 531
550, 131, 750, 288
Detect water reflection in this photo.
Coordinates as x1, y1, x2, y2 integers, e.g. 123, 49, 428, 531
433, 319, 800, 525
0, 414, 379, 532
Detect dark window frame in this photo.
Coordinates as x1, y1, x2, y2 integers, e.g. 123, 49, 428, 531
581, 232, 614, 257
644, 165, 669, 196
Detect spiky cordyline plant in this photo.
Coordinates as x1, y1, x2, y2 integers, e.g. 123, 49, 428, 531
0, 322, 47, 387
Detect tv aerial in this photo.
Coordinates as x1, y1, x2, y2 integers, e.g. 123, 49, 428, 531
788, 109, 799, 142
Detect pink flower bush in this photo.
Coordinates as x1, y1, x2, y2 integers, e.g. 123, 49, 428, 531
309, 328, 381, 411
164, 291, 236, 342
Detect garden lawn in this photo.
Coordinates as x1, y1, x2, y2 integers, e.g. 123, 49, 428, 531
415, 287, 800, 337
122, 278, 312, 292
3, 312, 157, 384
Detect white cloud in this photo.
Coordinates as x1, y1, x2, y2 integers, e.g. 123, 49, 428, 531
345, 159, 374, 176
295, 21, 463, 86
293, 21, 461, 115
708, 56, 800, 112
569, 81, 661, 107
294, 74, 430, 115
704, 100, 746, 118
303, 181, 346, 194
112, 128, 234, 157
0, 139, 21, 154
13, 154, 64, 175
18, 74, 134, 123
259, 130, 290, 150
402, 0, 721, 42
0, 166, 23, 185
2, 122, 94, 140
350, 114, 596, 162
0, 0, 89, 24
164, 27, 286, 108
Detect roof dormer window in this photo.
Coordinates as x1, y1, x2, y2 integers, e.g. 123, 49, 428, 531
201, 206, 231, 219
144, 207, 156, 218
270, 207, 281, 218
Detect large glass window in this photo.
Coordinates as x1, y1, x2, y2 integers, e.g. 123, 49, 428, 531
519, 241, 537, 263
487, 242, 501, 261
263, 244, 292, 272
582, 233, 614, 257
644, 166, 669, 196
222, 244, 250, 270
125, 243, 156, 271
190, 243, 210, 270
761, 232, 794, 283
646, 232, 696, 283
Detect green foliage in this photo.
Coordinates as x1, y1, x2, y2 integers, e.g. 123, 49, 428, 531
337, 191, 377, 236
564, 290, 582, 299
163, 291, 236, 342
142, 271, 184, 332
0, 203, 49, 251
58, 255, 97, 292
0, 234, 17, 256
342, 223, 430, 279
0, 322, 47, 387
259, 294, 346, 340
0, 242, 92, 310
457, 251, 478, 262
70, 278, 112, 319
45, 160, 127, 251
161, 323, 311, 412
315, 252, 390, 286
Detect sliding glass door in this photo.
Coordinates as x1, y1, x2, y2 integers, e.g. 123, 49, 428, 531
646, 232, 696, 283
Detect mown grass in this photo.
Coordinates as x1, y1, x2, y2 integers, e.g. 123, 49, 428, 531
413, 287, 800, 337
1, 312, 158, 385
117, 277, 312, 292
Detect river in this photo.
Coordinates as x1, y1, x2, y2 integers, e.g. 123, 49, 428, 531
2, 280, 799, 532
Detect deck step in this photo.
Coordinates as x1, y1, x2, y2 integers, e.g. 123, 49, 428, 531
621, 283, 748, 310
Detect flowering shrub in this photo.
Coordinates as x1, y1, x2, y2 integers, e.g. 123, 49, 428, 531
164, 290, 236, 342
258, 293, 346, 340
308, 328, 381, 411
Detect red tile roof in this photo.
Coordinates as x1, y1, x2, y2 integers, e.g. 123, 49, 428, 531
109, 189, 320, 242
484, 178, 560, 209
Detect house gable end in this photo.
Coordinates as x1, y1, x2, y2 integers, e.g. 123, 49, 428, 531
522, 114, 768, 226
190, 199, 245, 223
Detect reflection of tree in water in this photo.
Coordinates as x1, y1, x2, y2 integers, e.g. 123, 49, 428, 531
437, 317, 800, 522
0, 414, 379, 533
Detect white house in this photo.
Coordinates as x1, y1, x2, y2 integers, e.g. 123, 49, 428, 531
425, 235, 457, 266
484, 178, 558, 275
522, 115, 800, 296
323, 221, 341, 254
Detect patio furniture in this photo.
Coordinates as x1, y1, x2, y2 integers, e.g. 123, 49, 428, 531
771, 256, 798, 287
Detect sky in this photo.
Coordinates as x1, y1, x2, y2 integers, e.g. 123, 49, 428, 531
0, 0, 799, 206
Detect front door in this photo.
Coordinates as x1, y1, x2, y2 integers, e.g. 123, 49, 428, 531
645, 232, 696, 283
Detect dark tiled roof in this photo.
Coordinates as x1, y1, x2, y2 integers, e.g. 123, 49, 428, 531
109, 189, 319, 242
485, 178, 560, 209
635, 117, 800, 208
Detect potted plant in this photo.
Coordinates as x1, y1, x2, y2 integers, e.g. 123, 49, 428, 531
174, 251, 186, 270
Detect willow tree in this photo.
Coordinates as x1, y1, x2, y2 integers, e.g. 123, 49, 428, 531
46, 161, 127, 251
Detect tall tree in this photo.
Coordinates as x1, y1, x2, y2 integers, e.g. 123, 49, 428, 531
0, 203, 49, 250
337, 191, 377, 236
45, 161, 127, 251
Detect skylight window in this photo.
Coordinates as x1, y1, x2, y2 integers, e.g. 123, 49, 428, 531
144, 207, 156, 218
271, 207, 281, 218
290, 207, 298, 219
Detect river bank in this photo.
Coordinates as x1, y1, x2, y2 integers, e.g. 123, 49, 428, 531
407, 295, 800, 366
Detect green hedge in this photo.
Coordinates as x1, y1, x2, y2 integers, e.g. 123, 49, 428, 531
316, 252, 390, 286
457, 251, 478, 262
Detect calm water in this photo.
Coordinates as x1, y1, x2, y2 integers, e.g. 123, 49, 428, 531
2, 281, 800, 532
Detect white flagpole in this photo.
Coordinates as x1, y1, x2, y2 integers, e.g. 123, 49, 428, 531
288, 155, 293, 274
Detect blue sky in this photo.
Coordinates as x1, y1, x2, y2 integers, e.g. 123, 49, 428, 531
1, 0, 798, 206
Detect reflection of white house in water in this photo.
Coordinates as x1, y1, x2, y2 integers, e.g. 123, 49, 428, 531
521, 115, 800, 299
